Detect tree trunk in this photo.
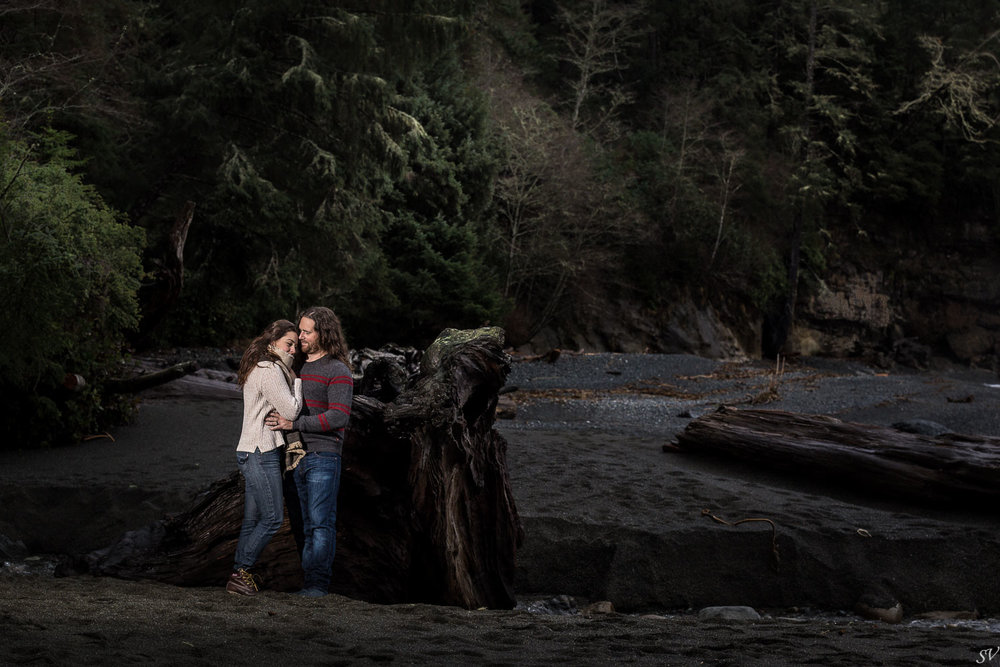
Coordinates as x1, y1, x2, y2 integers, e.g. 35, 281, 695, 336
764, 1, 818, 358
79, 327, 523, 609
135, 200, 195, 345
674, 406, 1000, 507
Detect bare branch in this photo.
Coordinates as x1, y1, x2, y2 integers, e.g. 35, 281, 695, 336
896, 32, 1000, 144
555, 0, 647, 132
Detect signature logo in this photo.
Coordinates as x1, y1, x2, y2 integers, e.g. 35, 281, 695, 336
978, 647, 1000, 664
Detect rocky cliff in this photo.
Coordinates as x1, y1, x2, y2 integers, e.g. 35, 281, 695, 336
529, 224, 999, 371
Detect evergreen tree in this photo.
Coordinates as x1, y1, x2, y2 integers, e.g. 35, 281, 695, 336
126, 0, 500, 346
734, 0, 883, 354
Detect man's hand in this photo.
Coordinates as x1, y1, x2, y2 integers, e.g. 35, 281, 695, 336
265, 409, 293, 431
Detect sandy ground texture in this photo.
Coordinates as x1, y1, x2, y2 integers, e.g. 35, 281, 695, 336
2, 352, 1000, 665
3, 575, 999, 666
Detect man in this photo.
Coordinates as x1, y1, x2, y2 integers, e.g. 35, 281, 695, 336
267, 306, 353, 597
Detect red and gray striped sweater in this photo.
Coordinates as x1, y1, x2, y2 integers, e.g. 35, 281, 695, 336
292, 355, 353, 455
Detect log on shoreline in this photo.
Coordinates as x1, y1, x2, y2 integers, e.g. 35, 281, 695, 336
104, 361, 200, 394
80, 327, 523, 610
674, 406, 1000, 507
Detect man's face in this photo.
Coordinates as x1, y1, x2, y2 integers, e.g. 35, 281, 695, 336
298, 317, 320, 356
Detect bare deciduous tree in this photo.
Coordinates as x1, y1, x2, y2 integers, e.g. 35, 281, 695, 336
494, 104, 551, 299
493, 96, 633, 338
0, 0, 143, 136
655, 82, 716, 219
555, 0, 647, 135
653, 82, 746, 272
709, 140, 744, 268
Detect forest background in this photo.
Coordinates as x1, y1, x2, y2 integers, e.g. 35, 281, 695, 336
1, 0, 999, 445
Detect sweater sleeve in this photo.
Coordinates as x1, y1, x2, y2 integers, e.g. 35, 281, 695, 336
294, 361, 353, 433
256, 362, 303, 420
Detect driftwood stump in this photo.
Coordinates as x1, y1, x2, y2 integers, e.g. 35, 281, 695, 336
83, 327, 523, 609
675, 406, 1000, 507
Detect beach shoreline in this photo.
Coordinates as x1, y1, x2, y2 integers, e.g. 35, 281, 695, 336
2, 352, 1000, 663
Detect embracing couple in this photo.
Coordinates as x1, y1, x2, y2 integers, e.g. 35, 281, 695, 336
225, 306, 353, 598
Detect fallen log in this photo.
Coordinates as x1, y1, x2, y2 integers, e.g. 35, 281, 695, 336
79, 327, 523, 609
674, 406, 1000, 508
104, 361, 199, 394
131, 371, 243, 400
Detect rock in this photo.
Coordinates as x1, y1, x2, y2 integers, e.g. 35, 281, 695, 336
790, 272, 894, 358
582, 600, 616, 616
855, 591, 903, 624
947, 327, 996, 364
892, 337, 932, 369
856, 601, 903, 624
807, 273, 893, 328
496, 394, 517, 419
518, 595, 578, 615
531, 289, 753, 359
697, 606, 761, 621
0, 533, 28, 561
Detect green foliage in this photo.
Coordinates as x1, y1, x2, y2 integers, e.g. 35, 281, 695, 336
118, 0, 502, 348
0, 127, 144, 446
5, 0, 1000, 365
341, 64, 506, 346
482, 0, 543, 64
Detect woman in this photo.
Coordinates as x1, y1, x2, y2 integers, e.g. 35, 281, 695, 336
226, 319, 303, 596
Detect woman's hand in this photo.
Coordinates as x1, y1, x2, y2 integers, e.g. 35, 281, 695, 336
265, 409, 293, 431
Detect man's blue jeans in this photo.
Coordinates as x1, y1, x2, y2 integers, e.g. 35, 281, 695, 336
293, 451, 342, 592
234, 447, 284, 571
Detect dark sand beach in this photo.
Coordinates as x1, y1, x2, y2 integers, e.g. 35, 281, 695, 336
2, 353, 1000, 665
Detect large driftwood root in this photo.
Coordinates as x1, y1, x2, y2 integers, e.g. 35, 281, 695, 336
81, 327, 522, 609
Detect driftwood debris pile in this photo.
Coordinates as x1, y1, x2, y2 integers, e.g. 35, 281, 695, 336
81, 327, 523, 610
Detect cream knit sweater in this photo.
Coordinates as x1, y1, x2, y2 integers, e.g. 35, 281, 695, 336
236, 360, 303, 454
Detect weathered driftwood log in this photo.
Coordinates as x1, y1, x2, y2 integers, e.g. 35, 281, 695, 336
82, 327, 523, 609
674, 406, 1000, 507
104, 361, 199, 394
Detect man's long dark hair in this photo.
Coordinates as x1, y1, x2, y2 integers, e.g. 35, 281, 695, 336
299, 306, 351, 369
236, 319, 297, 386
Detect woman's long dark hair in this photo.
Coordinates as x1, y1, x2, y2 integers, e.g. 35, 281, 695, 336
298, 306, 351, 369
236, 319, 297, 386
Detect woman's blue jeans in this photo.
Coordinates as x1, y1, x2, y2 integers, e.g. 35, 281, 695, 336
293, 451, 342, 592
234, 447, 284, 571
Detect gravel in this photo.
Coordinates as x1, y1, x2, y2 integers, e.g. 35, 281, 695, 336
502, 352, 1000, 438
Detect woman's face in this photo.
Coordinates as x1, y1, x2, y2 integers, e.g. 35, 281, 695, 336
273, 332, 298, 354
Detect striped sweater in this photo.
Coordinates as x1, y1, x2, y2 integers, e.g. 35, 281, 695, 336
293, 355, 353, 455
236, 361, 303, 453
